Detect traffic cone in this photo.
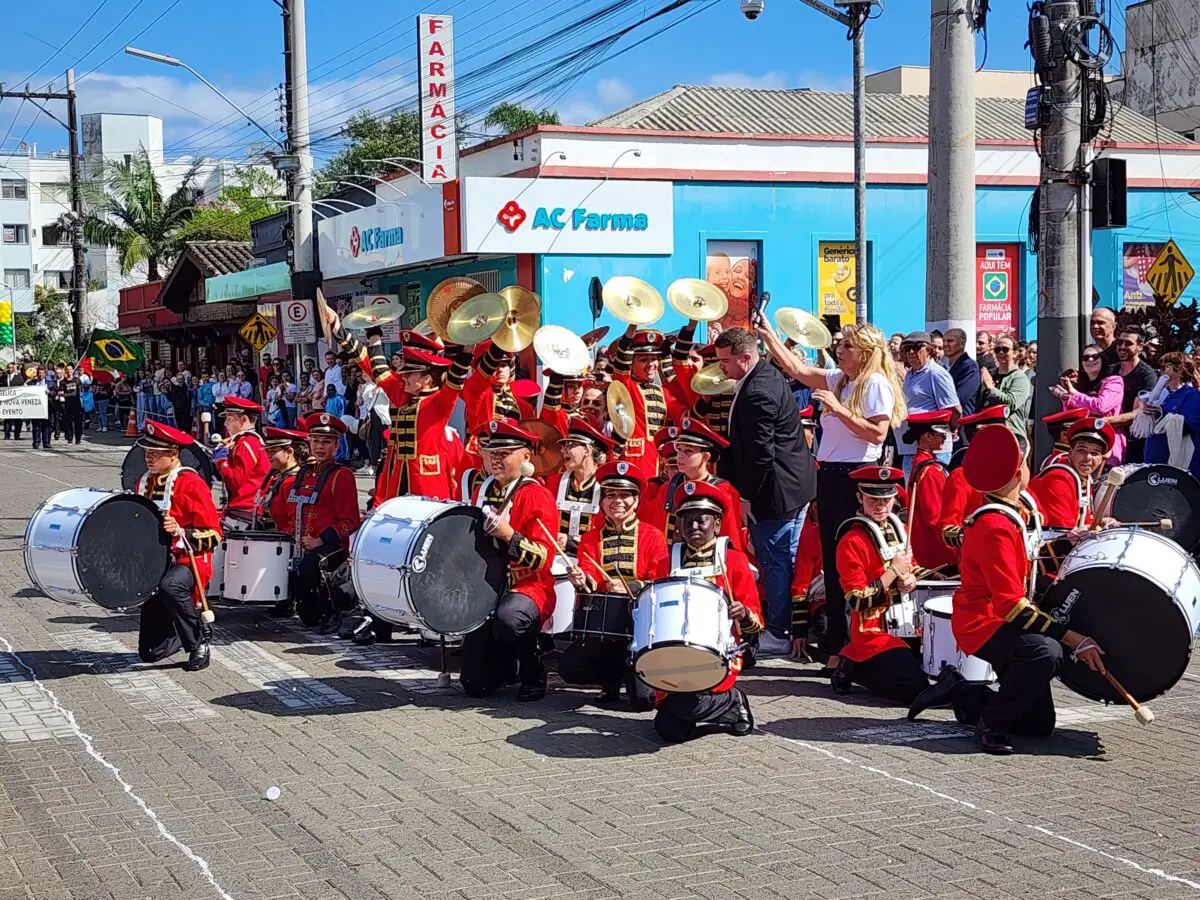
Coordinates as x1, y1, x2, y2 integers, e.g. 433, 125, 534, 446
125, 413, 138, 437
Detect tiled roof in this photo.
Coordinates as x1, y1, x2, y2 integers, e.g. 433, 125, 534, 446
183, 241, 255, 277
589, 85, 1187, 145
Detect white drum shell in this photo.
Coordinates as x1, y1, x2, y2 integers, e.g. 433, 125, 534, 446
632, 578, 735, 691
25, 489, 113, 604
921, 596, 995, 683
222, 533, 294, 604
884, 595, 919, 639
208, 514, 253, 598
546, 555, 577, 635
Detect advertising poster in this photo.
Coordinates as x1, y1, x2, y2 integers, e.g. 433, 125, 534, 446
704, 241, 759, 332
1123, 242, 1164, 308
817, 242, 857, 326
975, 244, 1021, 336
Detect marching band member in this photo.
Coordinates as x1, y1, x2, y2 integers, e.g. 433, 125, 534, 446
213, 396, 270, 519
612, 325, 685, 476
256, 427, 306, 531
1027, 417, 1114, 529
936, 404, 1010, 556
539, 370, 589, 435
789, 503, 823, 659
908, 425, 1108, 754
287, 413, 361, 631
328, 310, 466, 502
135, 420, 223, 671
904, 409, 957, 570
652, 481, 760, 742
561, 460, 666, 708
670, 324, 733, 439
460, 420, 559, 702
1040, 407, 1088, 472
828, 466, 930, 703
578, 381, 612, 435
461, 342, 535, 468
545, 418, 614, 553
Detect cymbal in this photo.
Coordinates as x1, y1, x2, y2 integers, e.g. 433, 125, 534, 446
602, 276, 663, 326
342, 301, 406, 330
428, 276, 487, 341
446, 293, 507, 346
492, 286, 542, 353
606, 380, 636, 440
692, 362, 736, 396
413, 319, 435, 337
533, 325, 590, 376
667, 278, 729, 322
580, 325, 610, 348
775, 307, 833, 350
518, 417, 564, 477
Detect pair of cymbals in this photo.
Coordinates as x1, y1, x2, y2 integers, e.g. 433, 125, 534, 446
607, 381, 636, 440
447, 285, 542, 352
518, 418, 564, 477
775, 307, 833, 350
341, 301, 406, 331
533, 325, 590, 377
428, 277, 487, 342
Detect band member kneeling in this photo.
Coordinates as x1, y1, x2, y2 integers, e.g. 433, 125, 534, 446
136, 420, 223, 671
561, 460, 666, 709
653, 481, 759, 742
461, 420, 560, 702
908, 426, 1107, 754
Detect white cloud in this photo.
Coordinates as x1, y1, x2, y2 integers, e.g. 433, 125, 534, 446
596, 77, 634, 107
706, 69, 853, 92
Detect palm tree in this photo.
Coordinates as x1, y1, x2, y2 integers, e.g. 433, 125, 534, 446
483, 103, 561, 135
83, 147, 205, 281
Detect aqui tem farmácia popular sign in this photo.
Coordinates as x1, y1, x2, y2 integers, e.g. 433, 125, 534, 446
975, 244, 1020, 335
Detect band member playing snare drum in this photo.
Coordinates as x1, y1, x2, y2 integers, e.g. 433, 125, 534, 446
904, 409, 957, 570
561, 461, 667, 708
135, 420, 223, 671
652, 481, 760, 743
213, 396, 270, 519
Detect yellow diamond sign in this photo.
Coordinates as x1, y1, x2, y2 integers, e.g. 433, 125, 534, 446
239, 312, 278, 351
1147, 239, 1195, 305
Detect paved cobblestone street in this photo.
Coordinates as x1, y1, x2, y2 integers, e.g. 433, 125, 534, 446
4, 441, 1200, 900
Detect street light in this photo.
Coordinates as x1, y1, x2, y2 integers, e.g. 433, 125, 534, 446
125, 46, 282, 149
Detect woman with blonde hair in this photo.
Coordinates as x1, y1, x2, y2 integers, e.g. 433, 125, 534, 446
757, 320, 906, 671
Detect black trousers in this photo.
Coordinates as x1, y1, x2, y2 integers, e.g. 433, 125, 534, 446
846, 646, 930, 705
558, 640, 656, 711
294, 544, 347, 626
3, 417, 22, 439
29, 421, 50, 447
63, 400, 83, 443
138, 564, 203, 662
460, 593, 542, 698
967, 625, 1062, 737
654, 688, 747, 743
815, 463, 864, 652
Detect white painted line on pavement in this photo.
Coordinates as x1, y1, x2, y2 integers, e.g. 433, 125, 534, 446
0, 460, 76, 487
0, 633, 237, 900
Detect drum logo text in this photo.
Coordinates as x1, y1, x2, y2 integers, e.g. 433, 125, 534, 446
1147, 472, 1178, 487
411, 534, 435, 573
1051, 589, 1080, 624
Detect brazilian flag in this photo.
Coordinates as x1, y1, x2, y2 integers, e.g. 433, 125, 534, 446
84, 328, 144, 377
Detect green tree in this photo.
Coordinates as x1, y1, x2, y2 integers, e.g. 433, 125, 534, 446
316, 111, 422, 198
83, 147, 204, 281
178, 168, 283, 242
483, 103, 560, 134
16, 286, 74, 365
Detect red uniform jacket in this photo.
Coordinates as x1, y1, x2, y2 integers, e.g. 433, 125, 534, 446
952, 499, 1068, 656
1028, 464, 1091, 529
143, 468, 222, 589
936, 465, 981, 561
267, 469, 300, 536
642, 472, 746, 550
214, 430, 270, 513
471, 476, 559, 619
1040, 448, 1070, 472
835, 517, 910, 663
461, 343, 534, 468
288, 460, 361, 551
908, 449, 955, 570
576, 517, 668, 592
612, 335, 686, 477
790, 502, 823, 636
255, 465, 299, 531
538, 371, 574, 436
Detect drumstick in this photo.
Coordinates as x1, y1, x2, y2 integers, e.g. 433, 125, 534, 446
532, 519, 586, 580
1121, 518, 1173, 529
579, 548, 635, 598
1103, 669, 1155, 725
178, 532, 216, 625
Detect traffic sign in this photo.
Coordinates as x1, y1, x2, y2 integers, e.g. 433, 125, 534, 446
362, 294, 402, 342
282, 299, 316, 345
239, 312, 278, 352
1147, 239, 1195, 305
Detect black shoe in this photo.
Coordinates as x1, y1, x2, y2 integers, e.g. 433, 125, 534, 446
352, 629, 377, 646
598, 682, 622, 703
830, 657, 854, 694
338, 615, 369, 639
907, 666, 965, 721
518, 660, 547, 702
183, 643, 211, 672
731, 692, 754, 736
318, 614, 341, 636
267, 600, 295, 619
976, 722, 1014, 755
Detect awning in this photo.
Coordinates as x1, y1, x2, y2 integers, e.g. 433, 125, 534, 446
205, 261, 291, 304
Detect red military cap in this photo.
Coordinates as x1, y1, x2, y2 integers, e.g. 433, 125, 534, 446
510, 379, 541, 401
560, 417, 616, 454
399, 329, 445, 353
1043, 407, 1088, 427
797, 404, 817, 427
848, 465, 905, 498
596, 459, 647, 494
477, 417, 538, 450
631, 330, 667, 354
263, 426, 307, 450
959, 403, 1009, 427
471, 340, 513, 366
963, 425, 1022, 494
221, 396, 264, 416
301, 411, 348, 437
674, 479, 731, 518
395, 346, 452, 373
136, 419, 195, 451
1067, 416, 1116, 454
654, 423, 681, 447
675, 415, 730, 452
902, 408, 955, 442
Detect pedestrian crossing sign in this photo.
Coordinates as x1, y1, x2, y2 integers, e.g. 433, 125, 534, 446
239, 312, 278, 351
1147, 239, 1194, 305
983, 272, 1008, 301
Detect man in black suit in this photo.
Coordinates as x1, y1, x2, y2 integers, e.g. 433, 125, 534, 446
3, 363, 26, 441
714, 327, 818, 656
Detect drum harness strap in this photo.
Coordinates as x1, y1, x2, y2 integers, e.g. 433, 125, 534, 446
556, 473, 601, 543
1040, 463, 1091, 528
253, 465, 298, 529
966, 502, 1041, 601
834, 514, 907, 562
138, 465, 198, 514
669, 537, 730, 580
288, 462, 340, 558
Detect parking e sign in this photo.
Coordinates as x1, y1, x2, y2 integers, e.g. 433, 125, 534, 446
282, 299, 316, 345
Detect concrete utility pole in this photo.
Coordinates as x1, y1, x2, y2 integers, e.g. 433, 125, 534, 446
283, 0, 318, 369
924, 0, 976, 342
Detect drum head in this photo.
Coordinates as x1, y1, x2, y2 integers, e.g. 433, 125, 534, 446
635, 645, 727, 693
1110, 465, 1200, 553
77, 494, 171, 610
408, 506, 508, 635
1040, 566, 1193, 703
121, 443, 215, 491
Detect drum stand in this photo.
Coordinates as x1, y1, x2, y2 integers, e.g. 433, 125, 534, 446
437, 636, 451, 687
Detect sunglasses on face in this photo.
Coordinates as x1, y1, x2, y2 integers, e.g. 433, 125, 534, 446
995, 347, 1013, 354
1082, 354, 1101, 362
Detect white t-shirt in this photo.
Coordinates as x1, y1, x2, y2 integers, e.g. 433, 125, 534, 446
816, 369, 893, 463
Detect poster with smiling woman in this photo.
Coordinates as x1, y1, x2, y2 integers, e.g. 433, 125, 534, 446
704, 241, 759, 332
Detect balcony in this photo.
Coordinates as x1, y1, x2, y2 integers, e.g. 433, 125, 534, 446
117, 281, 182, 331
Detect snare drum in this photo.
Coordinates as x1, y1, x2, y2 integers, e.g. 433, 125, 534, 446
25, 489, 170, 611
351, 496, 508, 635
545, 555, 578, 635
631, 577, 735, 693
222, 531, 294, 603
573, 592, 634, 642
884, 594, 919, 639
920, 596, 995, 683
208, 513, 253, 598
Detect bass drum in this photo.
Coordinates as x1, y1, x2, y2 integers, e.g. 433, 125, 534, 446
25, 489, 170, 610
1092, 464, 1200, 554
351, 496, 508, 635
121, 442, 214, 492
1039, 527, 1200, 703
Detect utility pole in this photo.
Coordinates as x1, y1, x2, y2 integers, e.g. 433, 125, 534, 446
924, 0, 976, 343
283, 0, 318, 367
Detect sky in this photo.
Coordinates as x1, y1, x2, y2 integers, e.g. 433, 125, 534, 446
0, 0, 1130, 169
